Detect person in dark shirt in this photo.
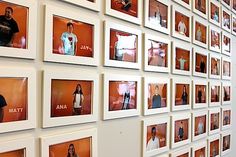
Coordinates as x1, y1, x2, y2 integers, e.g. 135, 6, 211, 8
198, 87, 202, 103
178, 121, 184, 141
0, 94, 7, 123
200, 57, 205, 73
181, 85, 188, 105
0, 6, 19, 47
121, 0, 132, 11
122, 88, 130, 109
152, 85, 162, 108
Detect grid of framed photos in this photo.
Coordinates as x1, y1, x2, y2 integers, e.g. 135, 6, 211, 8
0, 0, 234, 157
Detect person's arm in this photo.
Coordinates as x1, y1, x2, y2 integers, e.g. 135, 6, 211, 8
178, 22, 181, 32
184, 24, 187, 34
81, 94, 84, 104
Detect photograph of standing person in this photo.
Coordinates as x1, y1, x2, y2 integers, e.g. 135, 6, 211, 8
0, 94, 7, 123
174, 119, 189, 143
148, 83, 167, 109
73, 84, 84, 115
111, 0, 138, 17
146, 126, 160, 151
175, 47, 190, 72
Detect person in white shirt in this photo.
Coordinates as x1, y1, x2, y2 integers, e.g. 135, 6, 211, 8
146, 127, 160, 151
178, 56, 187, 70
73, 84, 84, 115
196, 26, 202, 42
178, 16, 187, 36
197, 117, 204, 135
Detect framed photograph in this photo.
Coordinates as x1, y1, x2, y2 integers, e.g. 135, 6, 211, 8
193, 0, 208, 19
232, 14, 236, 35
41, 128, 97, 157
221, 0, 231, 10
104, 21, 141, 69
221, 7, 231, 32
208, 134, 220, 157
0, 67, 36, 134
172, 41, 192, 76
221, 31, 231, 56
172, 77, 191, 111
233, 0, 236, 14
43, 69, 98, 128
221, 105, 232, 130
172, 0, 191, 10
144, 34, 171, 73
193, 47, 208, 78
193, 16, 208, 48
0, 0, 36, 59
103, 74, 140, 120
193, 79, 208, 109
105, 0, 142, 25
192, 110, 208, 141
209, 80, 221, 107
209, 107, 221, 135
0, 138, 34, 156
209, 0, 221, 27
209, 25, 221, 53
143, 116, 170, 156
144, 77, 170, 115
171, 112, 191, 149
221, 57, 231, 80
191, 140, 207, 157
221, 130, 232, 156
222, 81, 231, 105
171, 147, 191, 157
60, 0, 100, 11
144, 0, 171, 34
209, 53, 221, 79
172, 5, 192, 42
44, 5, 99, 66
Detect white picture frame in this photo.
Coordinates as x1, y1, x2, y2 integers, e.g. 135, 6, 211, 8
193, 46, 208, 78
209, 80, 221, 107
221, 6, 231, 32
104, 21, 142, 69
209, 52, 221, 79
221, 105, 232, 130
105, 0, 142, 25
220, 130, 232, 156
173, 0, 192, 10
193, 0, 208, 19
209, 0, 221, 27
144, 0, 171, 34
209, 25, 222, 53
103, 74, 141, 120
172, 77, 192, 111
171, 147, 191, 157
41, 128, 97, 157
0, 67, 36, 134
231, 14, 236, 35
192, 110, 208, 142
222, 81, 231, 105
44, 5, 99, 66
209, 107, 221, 135
208, 134, 221, 157
221, 0, 231, 10
221, 56, 231, 80
0, 0, 37, 59
193, 79, 208, 109
144, 77, 170, 115
221, 31, 231, 56
191, 140, 207, 157
143, 116, 170, 157
43, 69, 99, 128
144, 33, 171, 73
60, 0, 100, 11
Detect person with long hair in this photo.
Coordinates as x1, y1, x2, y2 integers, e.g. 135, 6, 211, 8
181, 85, 188, 105
67, 144, 79, 157
73, 84, 84, 115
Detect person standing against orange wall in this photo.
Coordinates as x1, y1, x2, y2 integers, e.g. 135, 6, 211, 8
0, 94, 7, 122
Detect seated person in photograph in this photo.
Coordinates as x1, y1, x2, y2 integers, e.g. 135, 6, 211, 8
178, 16, 187, 36
212, 10, 219, 22
73, 84, 84, 115
197, 87, 202, 103
197, 117, 204, 135
200, 57, 206, 73
0, 6, 19, 47
196, 26, 202, 42
122, 87, 130, 109
178, 121, 184, 141
115, 0, 132, 11
0, 94, 7, 123
181, 85, 188, 105
146, 127, 160, 151
178, 56, 187, 70
61, 21, 78, 56
148, 42, 165, 66
67, 144, 79, 157
152, 85, 162, 108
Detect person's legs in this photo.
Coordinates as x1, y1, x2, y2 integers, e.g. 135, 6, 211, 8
0, 108, 4, 122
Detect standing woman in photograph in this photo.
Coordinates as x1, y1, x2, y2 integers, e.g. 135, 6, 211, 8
181, 85, 188, 105
67, 144, 79, 157
122, 87, 131, 110
73, 84, 84, 115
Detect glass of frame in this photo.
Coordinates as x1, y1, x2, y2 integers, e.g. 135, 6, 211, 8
0, 67, 35, 133
208, 134, 220, 157
221, 0, 231, 9
209, 25, 221, 53
171, 147, 191, 157
192, 110, 208, 141
171, 112, 191, 149
209, 107, 221, 135
193, 79, 208, 109
193, 16, 208, 48
41, 128, 97, 157
173, 0, 191, 10
60, 0, 100, 11
43, 69, 98, 128
105, 0, 142, 25
103, 74, 140, 120
172, 77, 191, 111
144, 34, 171, 73
104, 21, 141, 69
193, 0, 208, 19
172, 5, 192, 42
232, 14, 236, 35
221, 31, 231, 56
221, 7, 231, 32
0, 0, 36, 59
209, 81, 221, 107
221, 106, 232, 130
0, 138, 34, 157
222, 82, 231, 105
221, 57, 231, 80
221, 130, 232, 156
209, 53, 221, 79
144, 0, 171, 34
172, 41, 192, 76
144, 77, 170, 115
209, 0, 221, 27
191, 141, 207, 157
143, 116, 170, 156
193, 47, 208, 77
44, 5, 99, 66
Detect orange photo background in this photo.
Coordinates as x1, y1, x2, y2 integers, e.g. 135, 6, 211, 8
210, 139, 219, 157
195, 21, 207, 43
0, 78, 27, 123
111, 0, 138, 17
146, 123, 167, 148
177, 152, 189, 157
109, 81, 137, 111
174, 119, 189, 143
148, 83, 167, 109
195, 0, 206, 14
210, 3, 219, 22
49, 137, 91, 157
223, 110, 231, 125
223, 86, 230, 101
53, 16, 94, 57
175, 48, 190, 71
0, 148, 25, 157
195, 85, 206, 103
210, 113, 219, 131
195, 53, 207, 73
211, 85, 220, 102
175, 84, 190, 106
51, 80, 92, 117
194, 115, 206, 136
194, 147, 206, 157
175, 12, 190, 37
0, 1, 28, 49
